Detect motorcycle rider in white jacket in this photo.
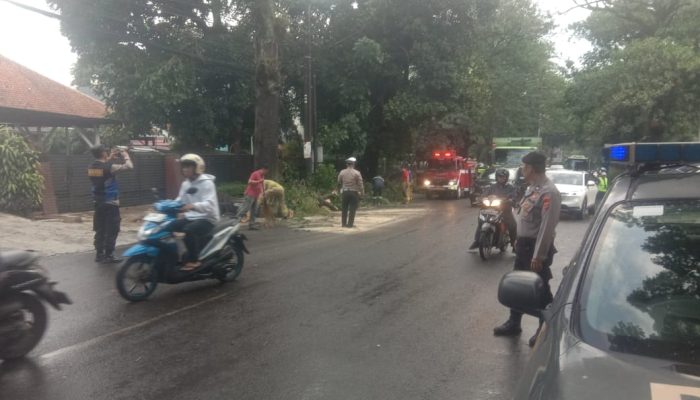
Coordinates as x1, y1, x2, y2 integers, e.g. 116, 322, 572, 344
173, 154, 220, 270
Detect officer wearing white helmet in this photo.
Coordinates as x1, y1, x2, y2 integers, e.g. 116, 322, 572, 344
172, 154, 220, 270
337, 157, 364, 228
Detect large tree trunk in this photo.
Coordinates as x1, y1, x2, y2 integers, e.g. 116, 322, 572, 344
253, 0, 281, 178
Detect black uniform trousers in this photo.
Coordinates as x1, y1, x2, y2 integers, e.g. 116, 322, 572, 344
509, 237, 555, 325
170, 219, 215, 262
94, 202, 121, 256
341, 190, 360, 227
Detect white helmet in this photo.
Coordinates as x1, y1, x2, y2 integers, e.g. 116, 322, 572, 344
179, 154, 205, 174
346, 157, 357, 164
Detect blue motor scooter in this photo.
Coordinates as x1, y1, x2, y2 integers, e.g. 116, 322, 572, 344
116, 200, 248, 302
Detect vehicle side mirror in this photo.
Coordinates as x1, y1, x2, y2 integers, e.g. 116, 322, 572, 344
498, 271, 547, 319
587, 180, 596, 187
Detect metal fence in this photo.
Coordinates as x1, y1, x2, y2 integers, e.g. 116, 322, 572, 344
46, 153, 252, 213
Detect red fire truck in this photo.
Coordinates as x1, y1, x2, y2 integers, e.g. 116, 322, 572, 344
418, 150, 477, 199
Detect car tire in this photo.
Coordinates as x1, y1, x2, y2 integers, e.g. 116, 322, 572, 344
577, 198, 586, 220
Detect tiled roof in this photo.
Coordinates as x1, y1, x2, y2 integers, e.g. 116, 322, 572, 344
0, 54, 107, 120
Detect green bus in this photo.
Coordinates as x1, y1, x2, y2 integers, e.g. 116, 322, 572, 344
492, 137, 541, 167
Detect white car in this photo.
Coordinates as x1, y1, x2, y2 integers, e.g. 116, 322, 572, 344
546, 169, 597, 219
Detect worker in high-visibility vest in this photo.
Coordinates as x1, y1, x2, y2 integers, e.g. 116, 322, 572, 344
595, 167, 608, 208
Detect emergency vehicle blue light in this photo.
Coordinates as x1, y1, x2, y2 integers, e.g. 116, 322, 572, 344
634, 144, 657, 162
657, 144, 682, 162
609, 145, 629, 162
606, 142, 700, 165
682, 144, 700, 162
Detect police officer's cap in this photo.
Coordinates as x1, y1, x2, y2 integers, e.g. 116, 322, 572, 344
90, 144, 107, 158
521, 151, 546, 167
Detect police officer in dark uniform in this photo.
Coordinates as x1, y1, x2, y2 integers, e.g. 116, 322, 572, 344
493, 151, 561, 346
88, 145, 133, 263
469, 168, 517, 250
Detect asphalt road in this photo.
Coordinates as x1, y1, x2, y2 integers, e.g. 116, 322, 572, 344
0, 199, 590, 400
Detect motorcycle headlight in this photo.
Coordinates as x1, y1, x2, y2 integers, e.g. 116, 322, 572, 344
491, 199, 502, 207
448, 179, 457, 186
137, 225, 161, 241
483, 199, 491, 207
424, 179, 431, 187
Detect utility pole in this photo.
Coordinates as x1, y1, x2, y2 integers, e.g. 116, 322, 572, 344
312, 73, 318, 167
304, 2, 315, 175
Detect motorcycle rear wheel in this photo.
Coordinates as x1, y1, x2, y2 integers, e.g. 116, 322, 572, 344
479, 231, 494, 261
218, 246, 245, 283
116, 256, 159, 302
0, 292, 47, 360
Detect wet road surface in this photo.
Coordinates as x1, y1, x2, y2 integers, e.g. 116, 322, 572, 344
0, 199, 591, 400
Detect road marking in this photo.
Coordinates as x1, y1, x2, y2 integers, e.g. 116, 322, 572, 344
40, 292, 230, 361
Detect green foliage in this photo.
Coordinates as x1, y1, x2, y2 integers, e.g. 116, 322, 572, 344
284, 181, 330, 218
309, 163, 337, 192
0, 127, 44, 216
51, 0, 257, 149
279, 139, 305, 182
569, 0, 700, 145
217, 182, 247, 198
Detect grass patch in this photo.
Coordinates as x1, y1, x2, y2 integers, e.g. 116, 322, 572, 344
218, 182, 247, 197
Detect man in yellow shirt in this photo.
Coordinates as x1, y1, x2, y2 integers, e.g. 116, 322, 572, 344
259, 179, 293, 225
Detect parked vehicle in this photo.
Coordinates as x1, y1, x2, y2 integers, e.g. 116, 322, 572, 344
563, 155, 590, 171
498, 141, 700, 400
419, 150, 477, 200
0, 250, 71, 360
492, 136, 541, 167
116, 200, 249, 302
477, 195, 512, 260
546, 169, 597, 219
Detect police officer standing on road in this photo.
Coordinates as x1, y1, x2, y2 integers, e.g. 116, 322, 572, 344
88, 145, 133, 264
493, 151, 561, 347
337, 157, 364, 228
595, 167, 608, 208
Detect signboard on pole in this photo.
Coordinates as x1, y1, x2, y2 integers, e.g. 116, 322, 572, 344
304, 141, 312, 159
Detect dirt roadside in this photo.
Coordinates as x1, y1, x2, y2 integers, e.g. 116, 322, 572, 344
0, 204, 428, 256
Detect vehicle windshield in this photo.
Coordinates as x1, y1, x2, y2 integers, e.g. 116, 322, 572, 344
579, 200, 700, 364
564, 159, 588, 171
548, 172, 582, 186
494, 149, 531, 167
427, 159, 455, 170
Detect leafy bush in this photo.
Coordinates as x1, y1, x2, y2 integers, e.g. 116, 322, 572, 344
217, 182, 247, 198
0, 126, 44, 216
284, 180, 330, 217
309, 163, 337, 192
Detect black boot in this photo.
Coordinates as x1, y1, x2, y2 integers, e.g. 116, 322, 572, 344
101, 254, 123, 264
95, 252, 104, 263
468, 241, 479, 250
529, 322, 544, 347
493, 319, 522, 336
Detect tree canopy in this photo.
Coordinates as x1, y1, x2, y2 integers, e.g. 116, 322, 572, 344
53, 0, 694, 175
568, 0, 700, 146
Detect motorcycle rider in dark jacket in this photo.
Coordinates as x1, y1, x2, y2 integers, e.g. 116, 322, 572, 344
469, 169, 517, 251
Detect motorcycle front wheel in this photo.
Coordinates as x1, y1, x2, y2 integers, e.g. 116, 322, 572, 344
479, 231, 494, 261
116, 256, 159, 302
0, 292, 48, 360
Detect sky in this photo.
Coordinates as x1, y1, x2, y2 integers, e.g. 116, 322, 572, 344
0, 0, 592, 88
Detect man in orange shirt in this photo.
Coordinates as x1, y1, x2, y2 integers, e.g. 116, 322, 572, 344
236, 165, 268, 230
